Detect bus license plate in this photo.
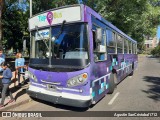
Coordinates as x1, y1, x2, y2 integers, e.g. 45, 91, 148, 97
47, 84, 57, 91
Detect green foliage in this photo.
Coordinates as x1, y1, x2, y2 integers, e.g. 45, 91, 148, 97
32, 0, 77, 15
30, 0, 160, 50
92, 0, 160, 49
0, 0, 160, 51
0, 0, 5, 47
151, 45, 160, 57
2, 0, 29, 51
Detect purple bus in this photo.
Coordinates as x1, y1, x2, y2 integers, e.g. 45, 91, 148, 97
26, 4, 138, 107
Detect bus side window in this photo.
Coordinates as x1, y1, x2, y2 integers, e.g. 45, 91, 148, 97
92, 30, 99, 61
107, 30, 116, 54
92, 30, 97, 51
117, 35, 123, 53
93, 29, 107, 62
129, 41, 132, 54
124, 39, 128, 54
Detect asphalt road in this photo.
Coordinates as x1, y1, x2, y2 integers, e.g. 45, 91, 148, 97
1, 56, 160, 120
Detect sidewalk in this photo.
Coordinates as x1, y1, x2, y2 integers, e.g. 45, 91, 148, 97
0, 72, 31, 111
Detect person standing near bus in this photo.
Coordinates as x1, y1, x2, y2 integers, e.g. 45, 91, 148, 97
0, 62, 15, 108
0, 48, 5, 92
15, 52, 26, 86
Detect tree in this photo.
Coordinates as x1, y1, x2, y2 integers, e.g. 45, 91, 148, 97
2, 0, 29, 51
0, 0, 4, 47
88, 0, 160, 49
31, 0, 77, 15
1, 0, 160, 51
151, 46, 160, 57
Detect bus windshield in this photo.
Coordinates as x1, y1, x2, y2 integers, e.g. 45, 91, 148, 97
30, 23, 89, 69
51, 23, 88, 60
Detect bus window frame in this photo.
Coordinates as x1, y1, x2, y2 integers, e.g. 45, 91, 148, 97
31, 31, 36, 58
107, 29, 116, 54
30, 22, 91, 60
92, 23, 107, 62
133, 43, 137, 54
117, 34, 123, 54
129, 41, 132, 54
124, 38, 129, 54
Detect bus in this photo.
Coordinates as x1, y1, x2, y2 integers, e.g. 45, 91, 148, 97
26, 4, 138, 107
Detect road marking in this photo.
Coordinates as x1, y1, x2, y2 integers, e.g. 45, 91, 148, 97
108, 92, 120, 105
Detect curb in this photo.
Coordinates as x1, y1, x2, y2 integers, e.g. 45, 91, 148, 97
1, 98, 30, 111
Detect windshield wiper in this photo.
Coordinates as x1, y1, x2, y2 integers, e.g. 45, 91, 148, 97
35, 26, 49, 50
54, 20, 66, 39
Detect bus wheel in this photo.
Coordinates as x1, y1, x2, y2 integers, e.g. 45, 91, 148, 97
108, 73, 115, 94
129, 70, 134, 76
129, 63, 134, 76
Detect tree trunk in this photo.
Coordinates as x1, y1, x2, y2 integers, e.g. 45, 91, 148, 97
0, 0, 4, 47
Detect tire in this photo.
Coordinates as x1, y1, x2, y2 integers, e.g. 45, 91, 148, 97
129, 70, 134, 76
108, 73, 116, 94
129, 63, 134, 76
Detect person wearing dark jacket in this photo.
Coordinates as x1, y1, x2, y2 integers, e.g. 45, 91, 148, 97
0, 62, 14, 108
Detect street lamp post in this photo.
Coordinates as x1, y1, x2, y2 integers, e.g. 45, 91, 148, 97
29, 0, 32, 17
29, 0, 32, 57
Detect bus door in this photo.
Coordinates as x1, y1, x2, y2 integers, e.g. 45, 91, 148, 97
91, 18, 108, 103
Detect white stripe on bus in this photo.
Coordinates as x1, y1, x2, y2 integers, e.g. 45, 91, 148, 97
28, 85, 91, 101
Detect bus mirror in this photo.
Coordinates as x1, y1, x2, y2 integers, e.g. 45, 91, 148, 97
97, 45, 106, 53
96, 28, 102, 43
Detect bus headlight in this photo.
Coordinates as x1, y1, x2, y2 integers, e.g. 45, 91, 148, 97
67, 73, 88, 87
27, 71, 38, 82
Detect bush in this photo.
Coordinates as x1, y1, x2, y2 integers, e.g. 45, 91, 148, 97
151, 46, 160, 57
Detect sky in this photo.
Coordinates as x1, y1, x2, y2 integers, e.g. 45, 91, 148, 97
157, 26, 160, 40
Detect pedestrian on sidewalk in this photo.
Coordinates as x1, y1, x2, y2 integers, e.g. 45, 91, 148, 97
0, 62, 15, 108
0, 48, 5, 94
15, 52, 26, 86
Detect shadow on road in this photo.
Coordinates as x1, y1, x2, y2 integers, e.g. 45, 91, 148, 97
14, 89, 26, 101
142, 76, 160, 101
147, 56, 160, 63
31, 98, 89, 112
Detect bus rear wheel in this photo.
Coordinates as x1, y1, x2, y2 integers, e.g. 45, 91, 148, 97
129, 70, 134, 76
129, 63, 134, 76
108, 73, 116, 94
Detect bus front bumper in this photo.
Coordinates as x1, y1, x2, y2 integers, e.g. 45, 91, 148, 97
26, 89, 92, 108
